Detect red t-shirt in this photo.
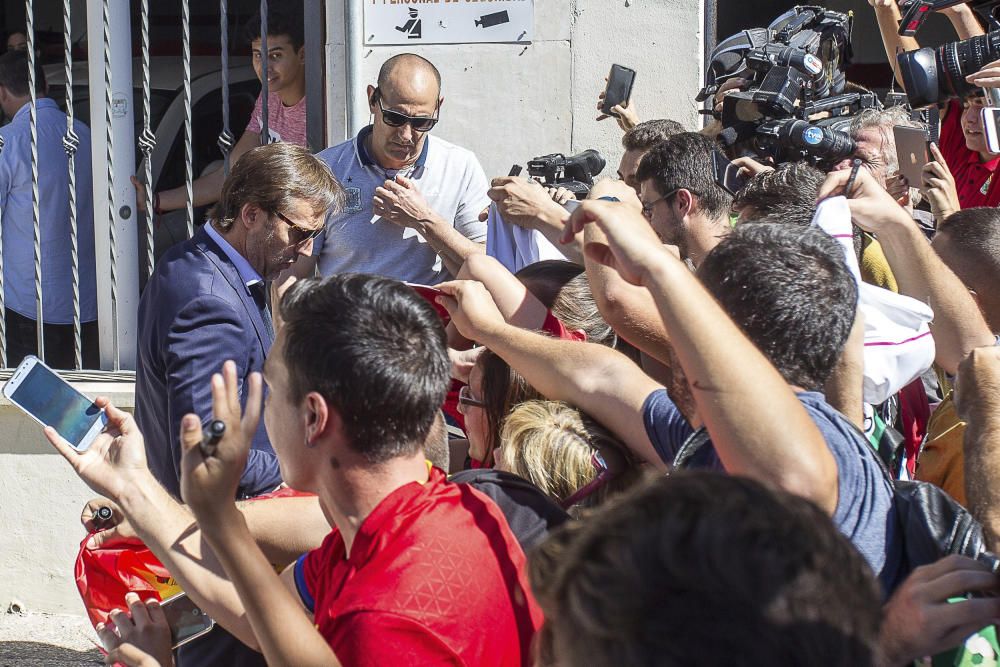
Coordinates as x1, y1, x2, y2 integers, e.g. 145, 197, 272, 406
246, 91, 307, 147
541, 310, 587, 342
294, 468, 543, 666
939, 99, 1000, 208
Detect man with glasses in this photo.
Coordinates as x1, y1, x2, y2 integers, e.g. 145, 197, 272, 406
634, 132, 733, 267
135, 143, 341, 505
299, 53, 489, 285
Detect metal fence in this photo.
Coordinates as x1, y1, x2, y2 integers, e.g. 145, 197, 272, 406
1, 0, 325, 374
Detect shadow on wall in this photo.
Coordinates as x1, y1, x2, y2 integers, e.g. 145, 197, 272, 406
0, 642, 103, 666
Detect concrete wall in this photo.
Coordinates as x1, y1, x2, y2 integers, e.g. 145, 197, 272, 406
0, 384, 134, 615
325, 0, 704, 183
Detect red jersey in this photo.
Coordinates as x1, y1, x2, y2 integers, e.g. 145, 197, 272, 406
939, 100, 1000, 209
541, 310, 587, 342
293, 467, 543, 666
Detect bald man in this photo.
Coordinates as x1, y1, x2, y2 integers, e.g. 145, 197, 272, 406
297, 54, 488, 284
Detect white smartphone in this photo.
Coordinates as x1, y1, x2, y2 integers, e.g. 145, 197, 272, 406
983, 107, 1000, 154
2, 355, 107, 451
161, 592, 215, 649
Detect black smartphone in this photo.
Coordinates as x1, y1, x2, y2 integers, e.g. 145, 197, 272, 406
161, 593, 215, 648
712, 151, 747, 195
601, 64, 636, 116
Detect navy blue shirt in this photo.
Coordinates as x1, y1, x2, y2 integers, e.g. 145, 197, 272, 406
642, 389, 902, 594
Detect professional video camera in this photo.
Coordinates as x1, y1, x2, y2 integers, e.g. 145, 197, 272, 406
895, 0, 1000, 108
527, 150, 606, 199
698, 6, 872, 165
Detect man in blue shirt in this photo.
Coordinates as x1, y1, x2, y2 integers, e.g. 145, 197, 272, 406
0, 50, 97, 368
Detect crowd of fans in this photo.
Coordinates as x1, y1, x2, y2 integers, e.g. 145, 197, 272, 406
10, 0, 1000, 665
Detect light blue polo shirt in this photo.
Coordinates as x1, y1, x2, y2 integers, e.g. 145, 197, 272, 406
315, 126, 489, 285
0, 98, 96, 323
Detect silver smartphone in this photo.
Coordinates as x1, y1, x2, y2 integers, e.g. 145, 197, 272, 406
893, 125, 930, 186
2, 355, 107, 451
161, 592, 215, 648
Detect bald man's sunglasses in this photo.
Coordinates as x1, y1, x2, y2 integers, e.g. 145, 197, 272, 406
377, 98, 440, 132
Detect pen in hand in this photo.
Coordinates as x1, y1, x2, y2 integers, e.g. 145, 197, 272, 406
200, 420, 226, 458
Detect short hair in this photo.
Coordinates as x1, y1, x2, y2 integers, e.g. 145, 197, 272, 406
515, 260, 583, 310
621, 119, 686, 152
377, 53, 442, 95
635, 132, 733, 219
424, 411, 449, 472
733, 162, 825, 227
209, 143, 343, 230
244, 1, 305, 52
496, 400, 637, 511
936, 207, 1000, 286
0, 49, 44, 97
530, 472, 881, 666
696, 223, 858, 391
278, 274, 451, 463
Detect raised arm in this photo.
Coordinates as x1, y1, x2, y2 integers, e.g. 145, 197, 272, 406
819, 168, 994, 374
868, 0, 921, 87
956, 346, 1000, 552
561, 200, 837, 513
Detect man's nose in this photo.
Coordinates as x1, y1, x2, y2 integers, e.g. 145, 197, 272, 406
397, 123, 414, 143
298, 238, 314, 256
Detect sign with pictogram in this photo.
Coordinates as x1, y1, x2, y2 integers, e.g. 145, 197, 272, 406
365, 1, 533, 45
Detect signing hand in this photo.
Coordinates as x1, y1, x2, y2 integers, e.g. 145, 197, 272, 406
178, 360, 261, 519
435, 280, 508, 344
879, 555, 1000, 666
920, 142, 961, 223
817, 166, 914, 235
373, 175, 437, 229
481, 176, 568, 229
99, 592, 174, 667
561, 199, 672, 286
45, 398, 151, 504
80, 498, 141, 550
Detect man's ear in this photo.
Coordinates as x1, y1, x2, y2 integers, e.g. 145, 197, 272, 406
296, 45, 305, 65
675, 188, 695, 218
239, 203, 262, 230
367, 85, 379, 112
437, 96, 445, 112
303, 391, 330, 447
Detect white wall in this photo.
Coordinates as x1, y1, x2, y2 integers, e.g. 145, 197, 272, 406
0, 384, 134, 615
325, 0, 704, 182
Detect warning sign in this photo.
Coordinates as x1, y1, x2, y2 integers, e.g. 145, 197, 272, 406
365, 1, 534, 45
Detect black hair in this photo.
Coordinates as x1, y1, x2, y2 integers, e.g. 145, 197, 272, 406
531, 472, 881, 666
621, 119, 686, 152
0, 49, 44, 97
634, 132, 733, 219
936, 207, 1000, 282
733, 162, 825, 226
244, 1, 305, 52
279, 274, 451, 463
696, 223, 858, 391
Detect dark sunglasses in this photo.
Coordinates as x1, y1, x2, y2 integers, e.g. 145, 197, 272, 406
377, 97, 439, 133
560, 450, 620, 510
274, 211, 323, 244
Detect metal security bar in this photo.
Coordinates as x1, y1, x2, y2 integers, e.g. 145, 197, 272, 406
0, 135, 7, 368
182, 0, 194, 239
63, 0, 83, 370
259, 0, 270, 145
138, 0, 156, 282
218, 0, 235, 176
26, 0, 44, 362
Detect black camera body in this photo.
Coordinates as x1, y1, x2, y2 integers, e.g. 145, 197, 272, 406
896, 0, 1000, 108
527, 150, 606, 199
700, 6, 860, 165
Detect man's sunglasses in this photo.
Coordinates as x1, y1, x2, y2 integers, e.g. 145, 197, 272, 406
377, 97, 440, 133
274, 210, 324, 244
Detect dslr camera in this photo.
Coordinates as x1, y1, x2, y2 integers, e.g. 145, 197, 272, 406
895, 0, 1000, 108
699, 6, 871, 165
527, 150, 606, 199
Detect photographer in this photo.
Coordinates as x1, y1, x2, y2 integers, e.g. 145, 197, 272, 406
868, 0, 1000, 209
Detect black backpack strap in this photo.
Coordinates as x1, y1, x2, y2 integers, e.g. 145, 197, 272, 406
672, 428, 711, 469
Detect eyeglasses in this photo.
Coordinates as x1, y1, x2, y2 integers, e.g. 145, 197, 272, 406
273, 210, 324, 245
377, 97, 440, 133
560, 450, 620, 510
641, 189, 679, 219
457, 385, 485, 412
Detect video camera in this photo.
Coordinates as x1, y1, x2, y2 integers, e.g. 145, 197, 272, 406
699, 6, 871, 165
895, 0, 1000, 108
527, 150, 606, 199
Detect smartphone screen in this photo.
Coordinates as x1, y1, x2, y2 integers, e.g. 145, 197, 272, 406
712, 151, 747, 195
161, 593, 215, 648
983, 107, 1000, 154
602, 65, 636, 115
6, 360, 104, 448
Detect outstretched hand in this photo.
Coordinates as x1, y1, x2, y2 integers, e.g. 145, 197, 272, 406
436, 280, 508, 344
561, 200, 670, 286
179, 360, 262, 520
45, 397, 151, 504
98, 592, 173, 667
817, 166, 913, 235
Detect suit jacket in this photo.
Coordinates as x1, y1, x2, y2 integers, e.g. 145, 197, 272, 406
135, 226, 280, 500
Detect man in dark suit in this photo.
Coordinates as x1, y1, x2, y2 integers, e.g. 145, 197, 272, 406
136, 143, 339, 500
133, 142, 340, 667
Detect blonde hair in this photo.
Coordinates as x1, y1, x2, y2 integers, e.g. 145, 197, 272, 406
495, 400, 635, 509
